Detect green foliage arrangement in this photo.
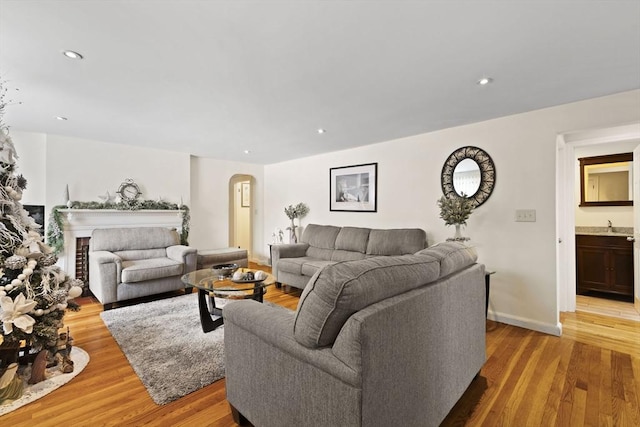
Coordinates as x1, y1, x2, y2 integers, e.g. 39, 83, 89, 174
437, 195, 474, 226
46, 201, 190, 254
284, 202, 309, 221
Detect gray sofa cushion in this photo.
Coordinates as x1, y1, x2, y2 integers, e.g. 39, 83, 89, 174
331, 250, 367, 262
301, 259, 336, 277
366, 229, 427, 256
306, 246, 334, 261
91, 227, 179, 252
114, 248, 167, 261
301, 224, 341, 249
416, 242, 478, 278
293, 254, 440, 348
279, 257, 337, 278
121, 258, 184, 283
277, 257, 310, 276
334, 227, 370, 253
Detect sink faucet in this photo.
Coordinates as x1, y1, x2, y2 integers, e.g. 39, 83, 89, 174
607, 220, 613, 233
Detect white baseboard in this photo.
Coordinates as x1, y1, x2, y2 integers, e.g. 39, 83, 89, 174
488, 311, 562, 336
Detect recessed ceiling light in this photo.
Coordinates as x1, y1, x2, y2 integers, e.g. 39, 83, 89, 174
55, 116, 68, 121
477, 77, 493, 86
243, 150, 251, 154
62, 50, 83, 60
317, 129, 326, 134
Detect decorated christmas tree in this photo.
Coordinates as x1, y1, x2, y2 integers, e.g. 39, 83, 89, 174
0, 80, 83, 359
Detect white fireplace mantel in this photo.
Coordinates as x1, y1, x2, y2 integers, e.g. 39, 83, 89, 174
58, 209, 185, 276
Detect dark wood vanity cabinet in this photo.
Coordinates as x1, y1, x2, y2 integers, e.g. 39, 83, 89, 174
576, 235, 633, 297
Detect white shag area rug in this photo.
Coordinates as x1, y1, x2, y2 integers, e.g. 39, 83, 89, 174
0, 346, 90, 416
100, 292, 226, 405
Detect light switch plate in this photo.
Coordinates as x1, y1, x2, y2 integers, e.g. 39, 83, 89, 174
515, 209, 536, 222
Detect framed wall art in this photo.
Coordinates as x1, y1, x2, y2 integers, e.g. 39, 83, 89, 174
330, 162, 377, 212
241, 182, 251, 207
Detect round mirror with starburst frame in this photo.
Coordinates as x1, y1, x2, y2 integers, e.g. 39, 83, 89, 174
441, 146, 495, 208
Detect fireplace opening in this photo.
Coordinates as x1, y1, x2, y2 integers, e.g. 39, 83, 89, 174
76, 237, 91, 294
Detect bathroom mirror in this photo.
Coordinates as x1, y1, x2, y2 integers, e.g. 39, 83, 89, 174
441, 146, 496, 208
579, 152, 632, 207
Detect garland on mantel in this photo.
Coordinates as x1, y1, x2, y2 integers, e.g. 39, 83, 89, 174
46, 200, 190, 254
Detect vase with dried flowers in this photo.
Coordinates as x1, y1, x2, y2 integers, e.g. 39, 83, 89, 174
437, 195, 474, 241
284, 203, 309, 243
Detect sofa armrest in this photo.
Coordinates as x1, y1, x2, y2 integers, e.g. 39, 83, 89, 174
167, 245, 198, 273
88, 251, 122, 305
223, 300, 358, 386
271, 243, 310, 280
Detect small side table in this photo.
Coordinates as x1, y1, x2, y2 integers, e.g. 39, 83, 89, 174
485, 270, 495, 318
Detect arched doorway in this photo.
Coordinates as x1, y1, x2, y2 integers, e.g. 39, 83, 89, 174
228, 174, 255, 260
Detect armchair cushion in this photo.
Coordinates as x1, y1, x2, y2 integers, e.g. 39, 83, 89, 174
121, 258, 184, 283
114, 248, 167, 261
91, 227, 179, 251
293, 254, 440, 348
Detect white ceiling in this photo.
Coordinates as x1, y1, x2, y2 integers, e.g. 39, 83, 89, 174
1, 0, 639, 165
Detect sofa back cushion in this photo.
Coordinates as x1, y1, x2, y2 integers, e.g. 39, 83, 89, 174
90, 227, 179, 252
301, 224, 341, 249
415, 242, 478, 278
301, 224, 341, 261
306, 246, 335, 261
334, 227, 370, 253
366, 228, 427, 256
114, 248, 168, 261
293, 254, 440, 348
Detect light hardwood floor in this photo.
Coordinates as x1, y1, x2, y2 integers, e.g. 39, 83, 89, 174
576, 294, 640, 322
2, 267, 639, 426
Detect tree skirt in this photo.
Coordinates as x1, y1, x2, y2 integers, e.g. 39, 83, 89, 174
99, 292, 227, 405
0, 347, 90, 416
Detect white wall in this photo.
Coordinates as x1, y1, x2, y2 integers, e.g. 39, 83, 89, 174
264, 90, 640, 335
574, 140, 638, 228
11, 131, 46, 205
44, 134, 190, 208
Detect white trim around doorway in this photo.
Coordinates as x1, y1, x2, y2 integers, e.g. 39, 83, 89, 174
556, 122, 640, 314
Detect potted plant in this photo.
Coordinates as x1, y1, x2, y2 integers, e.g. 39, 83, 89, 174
284, 202, 309, 243
437, 195, 474, 241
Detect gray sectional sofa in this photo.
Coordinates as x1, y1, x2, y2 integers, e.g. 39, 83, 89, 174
88, 227, 197, 309
224, 241, 486, 427
271, 224, 428, 289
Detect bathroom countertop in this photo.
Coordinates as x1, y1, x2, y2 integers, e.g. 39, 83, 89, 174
575, 226, 633, 237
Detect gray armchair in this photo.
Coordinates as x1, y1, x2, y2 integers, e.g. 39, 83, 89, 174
88, 227, 197, 309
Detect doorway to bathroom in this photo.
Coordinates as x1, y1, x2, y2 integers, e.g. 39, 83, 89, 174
557, 122, 640, 320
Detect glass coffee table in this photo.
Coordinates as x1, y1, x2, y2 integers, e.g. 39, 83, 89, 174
181, 268, 275, 333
